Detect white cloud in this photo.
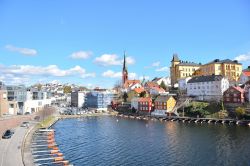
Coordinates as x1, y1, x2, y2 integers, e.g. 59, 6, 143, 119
5, 45, 37, 56
102, 70, 137, 79
128, 73, 137, 79
94, 54, 135, 66
70, 51, 92, 59
0, 64, 95, 85
102, 70, 122, 78
155, 66, 169, 72
152, 61, 160, 67
234, 52, 250, 62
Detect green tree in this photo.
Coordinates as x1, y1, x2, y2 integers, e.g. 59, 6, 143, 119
160, 81, 167, 90
139, 91, 146, 97
123, 92, 128, 102
235, 107, 246, 119
63, 86, 72, 94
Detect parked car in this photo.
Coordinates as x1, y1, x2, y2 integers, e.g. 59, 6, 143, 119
2, 129, 14, 139
20, 121, 29, 127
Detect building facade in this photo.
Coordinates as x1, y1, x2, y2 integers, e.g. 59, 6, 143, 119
187, 75, 229, 101
85, 90, 114, 111
223, 86, 244, 104
195, 59, 242, 82
24, 90, 52, 113
6, 85, 27, 114
138, 97, 152, 113
170, 54, 201, 86
71, 91, 86, 108
152, 95, 176, 115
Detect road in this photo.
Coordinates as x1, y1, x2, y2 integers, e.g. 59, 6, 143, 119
0, 121, 36, 166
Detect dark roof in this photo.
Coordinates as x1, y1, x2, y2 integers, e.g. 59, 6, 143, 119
155, 95, 173, 102
177, 61, 201, 66
188, 75, 224, 83
171, 54, 179, 62
205, 59, 242, 65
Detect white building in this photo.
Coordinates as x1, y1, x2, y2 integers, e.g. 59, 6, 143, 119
152, 77, 171, 87
24, 91, 52, 113
131, 97, 139, 110
71, 91, 86, 108
187, 75, 229, 101
178, 77, 192, 92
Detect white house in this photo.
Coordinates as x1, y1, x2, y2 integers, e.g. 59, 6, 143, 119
187, 75, 229, 101
178, 77, 192, 92
131, 97, 139, 110
152, 77, 171, 87
71, 91, 86, 108
24, 91, 52, 113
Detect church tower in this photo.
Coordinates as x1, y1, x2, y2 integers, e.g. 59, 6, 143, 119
122, 52, 128, 85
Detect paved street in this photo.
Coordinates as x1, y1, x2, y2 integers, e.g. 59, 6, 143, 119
0, 121, 36, 166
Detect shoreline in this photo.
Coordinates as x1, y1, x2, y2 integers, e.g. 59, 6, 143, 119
115, 113, 250, 127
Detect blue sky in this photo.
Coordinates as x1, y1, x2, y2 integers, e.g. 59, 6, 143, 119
0, 0, 249, 88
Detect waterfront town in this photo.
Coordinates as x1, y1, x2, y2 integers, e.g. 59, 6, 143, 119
1, 53, 250, 120
1, 1, 250, 166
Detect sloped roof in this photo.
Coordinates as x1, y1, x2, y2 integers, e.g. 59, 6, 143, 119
171, 54, 179, 62
242, 71, 250, 77
145, 81, 159, 88
134, 87, 145, 94
205, 59, 242, 65
232, 86, 244, 93
138, 97, 152, 102
177, 61, 201, 66
188, 75, 224, 83
124, 80, 141, 88
155, 95, 174, 102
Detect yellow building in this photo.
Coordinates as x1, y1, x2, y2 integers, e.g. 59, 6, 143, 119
154, 95, 176, 113
195, 59, 242, 82
170, 54, 201, 86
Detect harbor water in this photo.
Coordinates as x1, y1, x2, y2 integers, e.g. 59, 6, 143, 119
53, 116, 250, 166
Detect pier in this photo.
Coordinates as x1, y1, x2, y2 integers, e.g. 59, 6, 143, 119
116, 114, 250, 126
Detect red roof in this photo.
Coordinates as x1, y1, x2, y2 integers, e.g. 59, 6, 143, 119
243, 71, 250, 77
145, 81, 159, 88
124, 80, 141, 88
232, 86, 244, 93
134, 87, 145, 94
138, 97, 152, 102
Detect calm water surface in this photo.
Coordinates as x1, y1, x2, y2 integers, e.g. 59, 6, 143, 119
53, 116, 250, 166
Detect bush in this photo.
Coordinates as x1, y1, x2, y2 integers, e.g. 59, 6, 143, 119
235, 107, 246, 119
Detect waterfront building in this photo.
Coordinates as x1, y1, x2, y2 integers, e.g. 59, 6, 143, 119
178, 77, 192, 93
6, 85, 27, 114
0, 89, 8, 116
131, 97, 139, 110
170, 54, 201, 87
71, 91, 86, 108
195, 59, 242, 83
187, 75, 229, 102
223, 86, 244, 104
153, 95, 176, 115
24, 89, 52, 113
239, 66, 250, 84
85, 90, 114, 111
138, 97, 152, 113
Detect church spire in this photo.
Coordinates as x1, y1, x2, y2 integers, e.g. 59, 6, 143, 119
122, 51, 128, 85
123, 51, 127, 71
